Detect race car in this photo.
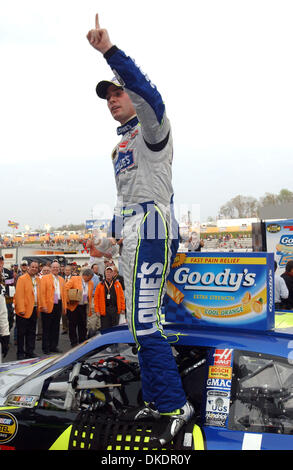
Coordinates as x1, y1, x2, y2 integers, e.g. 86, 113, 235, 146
0, 315, 293, 451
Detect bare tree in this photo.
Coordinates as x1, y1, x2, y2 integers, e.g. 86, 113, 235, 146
219, 195, 259, 219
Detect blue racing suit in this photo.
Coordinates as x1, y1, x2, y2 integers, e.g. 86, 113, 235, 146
101, 46, 186, 413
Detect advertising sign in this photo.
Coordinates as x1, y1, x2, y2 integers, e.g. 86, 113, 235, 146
85, 219, 110, 230
265, 219, 293, 275
165, 252, 274, 331
204, 348, 234, 427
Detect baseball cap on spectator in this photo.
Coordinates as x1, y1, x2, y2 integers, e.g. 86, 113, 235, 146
21, 260, 28, 265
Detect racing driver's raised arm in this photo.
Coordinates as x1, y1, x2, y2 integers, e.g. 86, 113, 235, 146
87, 14, 170, 151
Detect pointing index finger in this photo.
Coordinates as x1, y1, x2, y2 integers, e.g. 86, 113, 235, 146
95, 13, 100, 30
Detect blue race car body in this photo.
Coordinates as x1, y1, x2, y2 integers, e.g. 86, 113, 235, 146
0, 316, 293, 450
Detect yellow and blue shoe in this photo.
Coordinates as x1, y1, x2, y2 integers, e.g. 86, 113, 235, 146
150, 401, 194, 446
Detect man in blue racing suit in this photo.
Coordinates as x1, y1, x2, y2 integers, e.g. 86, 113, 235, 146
87, 14, 194, 446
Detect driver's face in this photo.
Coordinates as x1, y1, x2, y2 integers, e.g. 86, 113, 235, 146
106, 85, 136, 125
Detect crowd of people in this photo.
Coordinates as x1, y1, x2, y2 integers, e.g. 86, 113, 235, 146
40, 238, 84, 248
200, 234, 252, 250
0, 254, 125, 361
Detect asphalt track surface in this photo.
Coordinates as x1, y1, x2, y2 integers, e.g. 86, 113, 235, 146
2, 321, 74, 364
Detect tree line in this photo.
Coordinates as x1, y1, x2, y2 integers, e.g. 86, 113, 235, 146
33, 223, 86, 232
218, 188, 293, 219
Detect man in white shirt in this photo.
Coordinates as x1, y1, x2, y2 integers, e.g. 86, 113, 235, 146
275, 261, 289, 310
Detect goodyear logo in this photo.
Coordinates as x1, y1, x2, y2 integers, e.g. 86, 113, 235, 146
0, 412, 18, 443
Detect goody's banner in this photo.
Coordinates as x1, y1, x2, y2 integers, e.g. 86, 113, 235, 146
265, 219, 293, 275
165, 252, 274, 331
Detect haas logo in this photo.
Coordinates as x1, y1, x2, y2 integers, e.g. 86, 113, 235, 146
213, 349, 233, 366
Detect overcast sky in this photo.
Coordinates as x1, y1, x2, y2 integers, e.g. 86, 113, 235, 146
1, 0, 293, 232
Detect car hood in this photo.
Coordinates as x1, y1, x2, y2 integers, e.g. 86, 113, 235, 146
0, 355, 57, 399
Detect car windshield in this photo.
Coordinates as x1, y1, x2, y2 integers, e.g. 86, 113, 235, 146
3, 336, 104, 397
38, 342, 140, 412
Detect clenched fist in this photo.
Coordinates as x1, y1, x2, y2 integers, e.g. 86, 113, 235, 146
87, 13, 113, 55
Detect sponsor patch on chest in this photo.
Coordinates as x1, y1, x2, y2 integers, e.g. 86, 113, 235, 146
114, 149, 135, 176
